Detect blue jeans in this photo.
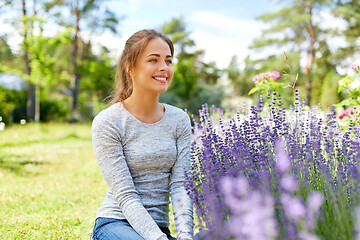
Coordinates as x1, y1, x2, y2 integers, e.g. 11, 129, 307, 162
90, 218, 176, 240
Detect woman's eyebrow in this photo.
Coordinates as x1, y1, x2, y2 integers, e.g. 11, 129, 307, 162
146, 53, 173, 58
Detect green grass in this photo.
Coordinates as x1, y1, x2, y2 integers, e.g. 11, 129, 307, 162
0, 123, 110, 239
0, 123, 182, 239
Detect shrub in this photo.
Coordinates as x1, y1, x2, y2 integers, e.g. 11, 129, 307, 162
40, 98, 70, 122
0, 86, 26, 124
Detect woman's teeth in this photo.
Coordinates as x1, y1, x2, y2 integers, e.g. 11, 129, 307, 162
153, 77, 167, 82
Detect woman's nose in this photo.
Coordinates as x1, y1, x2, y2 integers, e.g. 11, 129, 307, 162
159, 61, 167, 71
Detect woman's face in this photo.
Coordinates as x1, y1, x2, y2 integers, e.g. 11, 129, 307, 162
129, 37, 174, 95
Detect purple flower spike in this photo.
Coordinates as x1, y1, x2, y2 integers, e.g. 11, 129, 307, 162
275, 138, 290, 174
298, 231, 320, 240
221, 175, 278, 240
186, 89, 360, 239
355, 205, 360, 240
281, 194, 306, 223
280, 175, 299, 193
307, 191, 324, 212
306, 191, 324, 228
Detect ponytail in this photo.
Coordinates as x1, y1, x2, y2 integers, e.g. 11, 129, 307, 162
111, 52, 133, 103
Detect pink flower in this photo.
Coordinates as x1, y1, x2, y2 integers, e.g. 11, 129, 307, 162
253, 75, 259, 84
252, 70, 281, 84
270, 71, 281, 80
338, 107, 354, 119
263, 72, 270, 80
351, 64, 357, 70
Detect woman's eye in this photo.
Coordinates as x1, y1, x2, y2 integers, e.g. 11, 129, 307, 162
149, 59, 157, 62
166, 60, 172, 64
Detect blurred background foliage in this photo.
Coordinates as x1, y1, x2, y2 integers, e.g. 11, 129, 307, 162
0, 0, 359, 124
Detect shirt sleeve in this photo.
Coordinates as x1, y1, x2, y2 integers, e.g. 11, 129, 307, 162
92, 115, 168, 240
170, 113, 194, 240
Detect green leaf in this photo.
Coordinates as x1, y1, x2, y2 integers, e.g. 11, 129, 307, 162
248, 85, 262, 95
338, 76, 353, 93
336, 98, 358, 108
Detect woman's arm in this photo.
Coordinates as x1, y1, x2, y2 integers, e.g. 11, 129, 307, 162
92, 115, 168, 240
169, 113, 194, 240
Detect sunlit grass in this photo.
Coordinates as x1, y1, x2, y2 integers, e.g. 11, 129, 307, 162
0, 123, 182, 239
0, 123, 106, 239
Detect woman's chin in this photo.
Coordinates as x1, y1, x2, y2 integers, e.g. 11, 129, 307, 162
154, 85, 170, 94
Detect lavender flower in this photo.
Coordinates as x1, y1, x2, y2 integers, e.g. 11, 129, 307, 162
356, 205, 360, 240
280, 175, 299, 193
298, 231, 320, 240
306, 191, 324, 213
221, 175, 278, 240
185, 89, 360, 239
306, 191, 324, 228
275, 138, 290, 174
280, 194, 306, 224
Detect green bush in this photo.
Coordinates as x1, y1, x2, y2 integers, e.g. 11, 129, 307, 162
0, 86, 26, 124
40, 98, 70, 122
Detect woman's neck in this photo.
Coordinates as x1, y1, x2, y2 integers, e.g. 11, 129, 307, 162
122, 92, 164, 123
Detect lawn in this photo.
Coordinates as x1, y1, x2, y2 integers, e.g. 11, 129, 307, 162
0, 123, 108, 239
0, 123, 179, 239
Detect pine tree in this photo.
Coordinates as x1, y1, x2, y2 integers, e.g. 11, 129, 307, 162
250, 0, 335, 105
332, 0, 360, 64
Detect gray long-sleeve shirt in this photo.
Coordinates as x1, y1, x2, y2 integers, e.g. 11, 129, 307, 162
92, 102, 193, 240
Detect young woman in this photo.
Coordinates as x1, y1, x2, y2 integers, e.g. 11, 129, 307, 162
90, 29, 193, 240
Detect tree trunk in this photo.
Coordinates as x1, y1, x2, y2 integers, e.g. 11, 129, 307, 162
23, 0, 35, 121
33, 0, 40, 123
71, 1, 80, 112
304, 3, 315, 106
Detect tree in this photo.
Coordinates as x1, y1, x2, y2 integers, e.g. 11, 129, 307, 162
160, 17, 225, 114
312, 39, 341, 107
21, 0, 36, 121
225, 56, 241, 96
0, 0, 46, 121
0, 0, 120, 123
332, 0, 360, 65
0, 36, 14, 66
162, 17, 194, 53
199, 61, 221, 85
0, 37, 25, 125
250, 0, 335, 105
160, 17, 202, 111
0, 0, 31, 121
44, 0, 120, 115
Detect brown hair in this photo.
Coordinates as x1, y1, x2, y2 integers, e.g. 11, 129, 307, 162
111, 29, 174, 103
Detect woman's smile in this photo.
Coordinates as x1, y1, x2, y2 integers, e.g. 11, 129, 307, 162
153, 75, 168, 83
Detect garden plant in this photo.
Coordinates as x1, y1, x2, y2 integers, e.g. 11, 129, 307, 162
337, 64, 360, 127
186, 66, 360, 240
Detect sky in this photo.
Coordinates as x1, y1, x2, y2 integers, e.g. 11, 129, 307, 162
83, 0, 284, 69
